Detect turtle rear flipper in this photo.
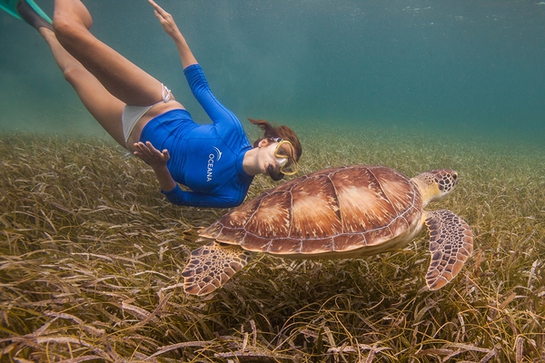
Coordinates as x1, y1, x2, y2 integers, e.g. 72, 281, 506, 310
182, 242, 254, 296
424, 210, 474, 290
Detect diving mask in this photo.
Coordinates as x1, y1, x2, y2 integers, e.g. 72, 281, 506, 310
272, 139, 298, 176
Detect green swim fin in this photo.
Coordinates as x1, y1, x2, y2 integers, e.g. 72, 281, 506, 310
0, 0, 52, 24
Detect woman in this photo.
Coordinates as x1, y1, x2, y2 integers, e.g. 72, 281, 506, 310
8, 0, 302, 208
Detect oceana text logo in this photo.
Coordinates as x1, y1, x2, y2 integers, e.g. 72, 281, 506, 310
206, 147, 223, 182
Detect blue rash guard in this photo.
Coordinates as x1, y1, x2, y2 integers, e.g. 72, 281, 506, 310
139, 64, 254, 208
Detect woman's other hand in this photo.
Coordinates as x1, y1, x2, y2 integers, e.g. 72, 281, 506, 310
133, 141, 170, 168
133, 141, 177, 192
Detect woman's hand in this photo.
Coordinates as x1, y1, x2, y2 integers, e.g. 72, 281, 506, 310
133, 141, 170, 169
148, 0, 182, 39
133, 141, 177, 192
148, 0, 198, 68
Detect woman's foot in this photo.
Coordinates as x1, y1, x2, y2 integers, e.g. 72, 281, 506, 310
16, 0, 53, 31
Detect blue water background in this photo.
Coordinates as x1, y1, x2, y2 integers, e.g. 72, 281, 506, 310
0, 0, 544, 148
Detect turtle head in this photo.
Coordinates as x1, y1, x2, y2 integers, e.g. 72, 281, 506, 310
412, 169, 459, 206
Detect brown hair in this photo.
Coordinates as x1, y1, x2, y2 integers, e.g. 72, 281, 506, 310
248, 118, 302, 160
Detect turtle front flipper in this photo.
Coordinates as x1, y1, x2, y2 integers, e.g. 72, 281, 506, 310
424, 210, 474, 290
182, 242, 254, 296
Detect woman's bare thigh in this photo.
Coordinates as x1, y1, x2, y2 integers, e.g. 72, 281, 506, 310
54, 0, 165, 106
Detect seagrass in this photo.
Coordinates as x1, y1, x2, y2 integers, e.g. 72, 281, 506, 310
0, 127, 544, 362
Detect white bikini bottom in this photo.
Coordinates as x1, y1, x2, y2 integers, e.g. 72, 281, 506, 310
122, 83, 172, 144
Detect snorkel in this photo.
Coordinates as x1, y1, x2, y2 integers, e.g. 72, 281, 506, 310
267, 157, 288, 181
267, 166, 284, 181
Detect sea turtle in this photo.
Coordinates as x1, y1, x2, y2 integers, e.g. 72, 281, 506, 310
182, 165, 474, 296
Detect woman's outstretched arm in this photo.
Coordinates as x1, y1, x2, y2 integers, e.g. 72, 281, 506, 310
148, 0, 197, 69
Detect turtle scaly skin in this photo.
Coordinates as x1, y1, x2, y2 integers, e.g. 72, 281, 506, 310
424, 209, 473, 290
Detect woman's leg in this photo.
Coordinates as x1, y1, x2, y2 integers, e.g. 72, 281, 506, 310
53, 0, 165, 107
40, 27, 126, 146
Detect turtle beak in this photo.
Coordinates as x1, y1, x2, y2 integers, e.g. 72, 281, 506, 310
267, 165, 284, 181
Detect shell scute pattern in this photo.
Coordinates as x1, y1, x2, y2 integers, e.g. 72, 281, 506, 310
245, 190, 292, 237
373, 167, 418, 215
290, 174, 342, 238
299, 237, 334, 254
199, 165, 422, 255
332, 233, 366, 251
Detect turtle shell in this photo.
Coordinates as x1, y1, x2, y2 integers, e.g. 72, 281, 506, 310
199, 165, 424, 256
